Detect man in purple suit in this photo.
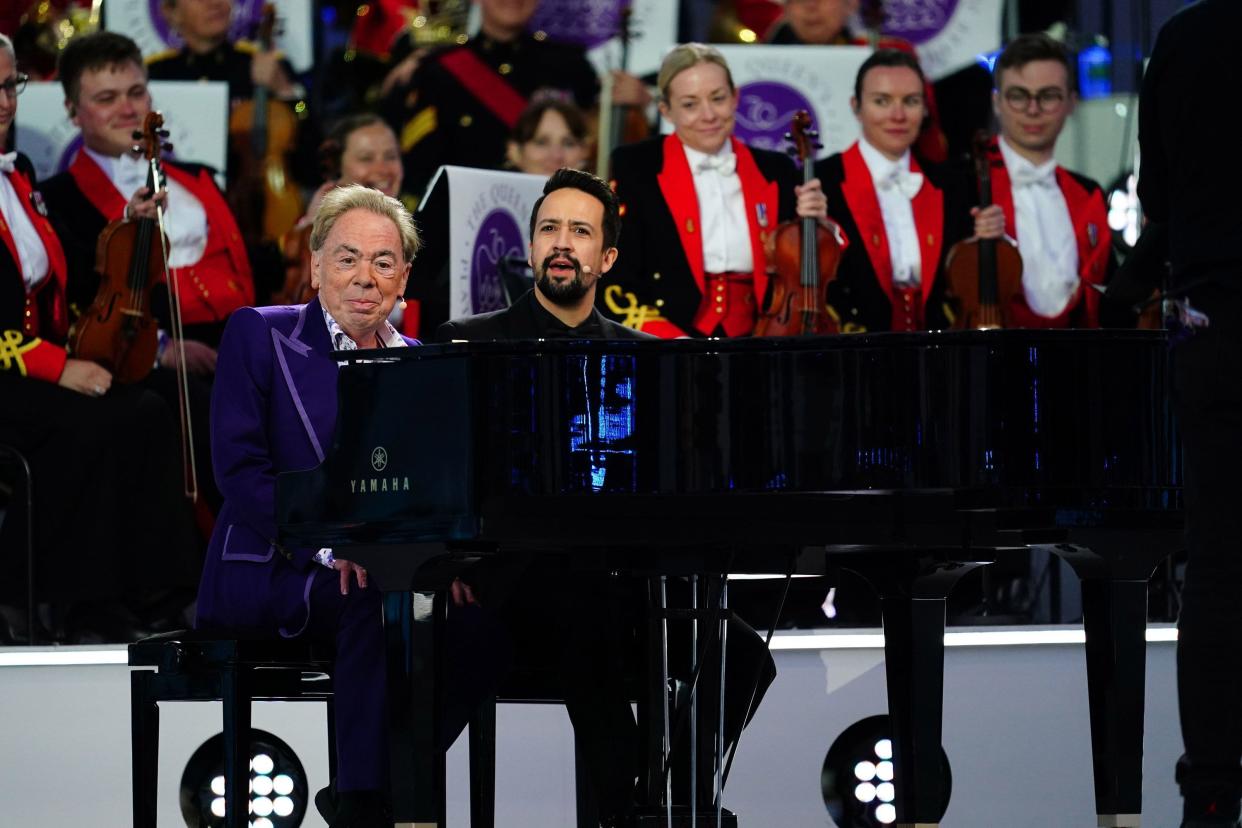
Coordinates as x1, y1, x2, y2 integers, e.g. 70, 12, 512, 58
197, 184, 418, 828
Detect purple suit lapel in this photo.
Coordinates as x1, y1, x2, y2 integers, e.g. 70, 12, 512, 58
271, 297, 338, 465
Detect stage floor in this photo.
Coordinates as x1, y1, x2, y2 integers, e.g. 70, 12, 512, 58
0, 625, 1182, 827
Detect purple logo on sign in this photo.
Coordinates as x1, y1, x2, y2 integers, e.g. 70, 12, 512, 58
471, 210, 524, 314
527, 0, 628, 49
881, 0, 960, 46
147, 0, 265, 48
732, 82, 818, 153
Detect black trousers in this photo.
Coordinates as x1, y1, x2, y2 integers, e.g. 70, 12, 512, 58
1174, 275, 1242, 820
497, 563, 776, 821
0, 373, 200, 603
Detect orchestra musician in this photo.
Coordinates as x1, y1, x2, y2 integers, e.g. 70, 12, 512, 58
970, 33, 1115, 328
146, 0, 302, 109
1138, 3, 1242, 826
40, 31, 255, 355
763, 0, 950, 163
600, 43, 828, 338
505, 98, 591, 176
0, 32, 199, 643
199, 185, 496, 828
814, 49, 968, 333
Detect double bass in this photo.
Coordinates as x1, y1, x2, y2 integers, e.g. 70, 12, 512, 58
753, 111, 845, 337
944, 131, 1024, 329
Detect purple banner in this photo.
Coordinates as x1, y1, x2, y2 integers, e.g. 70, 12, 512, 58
147, 0, 266, 48
470, 210, 524, 314
526, 0, 629, 49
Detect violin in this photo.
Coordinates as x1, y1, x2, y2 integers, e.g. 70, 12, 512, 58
753, 111, 845, 337
227, 3, 303, 244
944, 131, 1024, 329
70, 111, 169, 383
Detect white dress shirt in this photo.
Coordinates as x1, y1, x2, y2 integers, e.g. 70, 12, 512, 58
681, 141, 753, 274
0, 165, 50, 292
858, 139, 924, 287
998, 138, 1079, 318
84, 147, 209, 269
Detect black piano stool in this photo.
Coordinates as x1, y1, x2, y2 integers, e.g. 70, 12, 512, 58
128, 630, 336, 828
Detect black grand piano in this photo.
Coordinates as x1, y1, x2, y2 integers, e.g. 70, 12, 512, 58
278, 329, 1180, 828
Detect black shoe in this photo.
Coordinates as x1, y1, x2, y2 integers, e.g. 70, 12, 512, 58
314, 783, 339, 824
1181, 821, 1242, 828
330, 790, 391, 828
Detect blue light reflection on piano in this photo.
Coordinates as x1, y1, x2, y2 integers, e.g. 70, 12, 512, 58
566, 354, 637, 493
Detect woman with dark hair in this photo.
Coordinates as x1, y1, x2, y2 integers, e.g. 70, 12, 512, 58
505, 98, 590, 176
813, 49, 969, 333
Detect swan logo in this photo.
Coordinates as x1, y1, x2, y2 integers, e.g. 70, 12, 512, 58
147, 0, 265, 48
881, 0, 961, 45
470, 209, 524, 314
732, 82, 818, 153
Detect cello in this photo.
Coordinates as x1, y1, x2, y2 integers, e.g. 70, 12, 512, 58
753, 111, 845, 337
227, 3, 303, 244
944, 131, 1024, 329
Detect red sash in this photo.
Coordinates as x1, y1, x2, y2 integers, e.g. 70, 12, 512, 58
439, 47, 528, 129
68, 151, 254, 322
839, 143, 944, 330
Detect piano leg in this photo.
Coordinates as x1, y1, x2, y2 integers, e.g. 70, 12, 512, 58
385, 589, 446, 827
1051, 533, 1175, 828
840, 553, 989, 828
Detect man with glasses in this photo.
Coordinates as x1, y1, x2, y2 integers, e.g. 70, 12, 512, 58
972, 33, 1113, 328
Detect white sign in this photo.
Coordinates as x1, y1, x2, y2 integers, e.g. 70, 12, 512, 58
421, 166, 548, 320
662, 46, 871, 160
103, 0, 314, 73
16, 81, 229, 183
584, 0, 681, 79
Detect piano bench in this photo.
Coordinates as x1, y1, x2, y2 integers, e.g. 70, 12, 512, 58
127, 629, 336, 828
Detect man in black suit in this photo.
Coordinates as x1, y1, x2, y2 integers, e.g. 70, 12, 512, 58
437, 170, 776, 825
1139, 4, 1242, 827
437, 167, 649, 342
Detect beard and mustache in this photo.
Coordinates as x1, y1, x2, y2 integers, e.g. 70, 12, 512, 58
535, 251, 595, 307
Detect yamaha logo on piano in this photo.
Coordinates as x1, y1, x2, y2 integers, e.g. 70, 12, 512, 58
349, 446, 411, 494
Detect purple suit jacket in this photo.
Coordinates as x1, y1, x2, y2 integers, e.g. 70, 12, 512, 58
195, 297, 418, 635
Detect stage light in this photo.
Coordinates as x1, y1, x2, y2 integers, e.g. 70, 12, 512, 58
179, 729, 308, 827
821, 715, 952, 828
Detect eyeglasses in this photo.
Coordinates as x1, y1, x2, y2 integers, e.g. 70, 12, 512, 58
0, 73, 29, 99
1002, 86, 1067, 113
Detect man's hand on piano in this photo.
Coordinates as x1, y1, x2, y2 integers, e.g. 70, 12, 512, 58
333, 559, 369, 595
450, 577, 478, 607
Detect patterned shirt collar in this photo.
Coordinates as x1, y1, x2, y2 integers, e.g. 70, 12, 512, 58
322, 306, 406, 351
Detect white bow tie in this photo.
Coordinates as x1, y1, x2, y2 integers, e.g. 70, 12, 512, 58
1011, 164, 1057, 189
878, 167, 923, 200
697, 153, 737, 177
0, 152, 16, 174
